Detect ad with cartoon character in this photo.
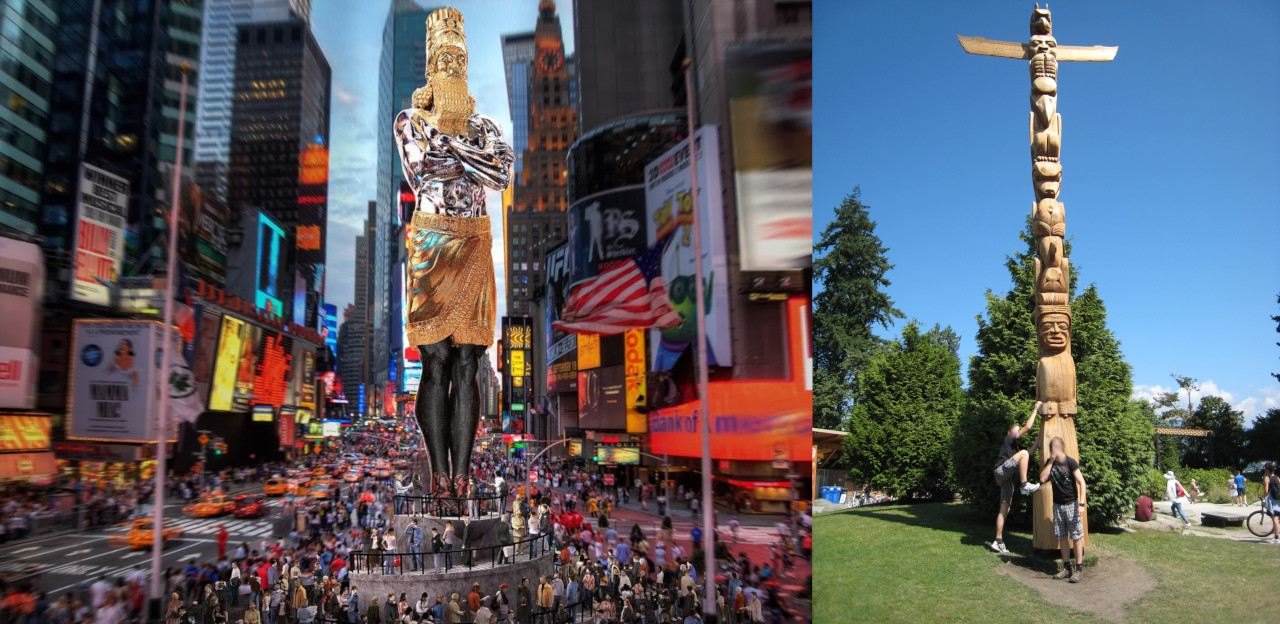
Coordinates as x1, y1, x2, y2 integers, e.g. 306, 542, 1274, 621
69, 320, 162, 442
642, 126, 732, 371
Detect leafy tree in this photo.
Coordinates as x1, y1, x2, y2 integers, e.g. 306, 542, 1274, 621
812, 188, 904, 430
1246, 407, 1280, 463
1183, 395, 1247, 469
843, 323, 962, 499
951, 218, 1153, 529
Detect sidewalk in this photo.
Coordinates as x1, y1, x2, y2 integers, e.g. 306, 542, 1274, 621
1137, 500, 1272, 543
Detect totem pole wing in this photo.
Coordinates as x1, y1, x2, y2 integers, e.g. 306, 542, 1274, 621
956, 36, 1031, 59
1053, 45, 1119, 62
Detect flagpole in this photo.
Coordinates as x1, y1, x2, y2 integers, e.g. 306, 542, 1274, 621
683, 58, 717, 623
151, 62, 189, 609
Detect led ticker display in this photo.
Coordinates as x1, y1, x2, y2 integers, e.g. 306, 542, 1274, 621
253, 332, 292, 408
595, 446, 640, 465
209, 316, 246, 411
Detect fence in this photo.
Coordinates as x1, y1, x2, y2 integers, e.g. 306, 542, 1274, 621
393, 492, 505, 518
349, 532, 556, 575
307, 595, 594, 624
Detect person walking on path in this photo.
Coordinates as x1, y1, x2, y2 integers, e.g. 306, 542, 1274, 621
1164, 471, 1192, 527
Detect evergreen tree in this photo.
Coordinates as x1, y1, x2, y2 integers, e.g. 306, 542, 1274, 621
843, 323, 962, 499
812, 188, 904, 430
951, 219, 1153, 528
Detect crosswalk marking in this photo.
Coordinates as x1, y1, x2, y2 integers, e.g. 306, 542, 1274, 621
108, 516, 276, 539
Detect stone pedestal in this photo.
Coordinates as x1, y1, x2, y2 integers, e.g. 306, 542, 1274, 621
390, 512, 504, 550
349, 552, 555, 605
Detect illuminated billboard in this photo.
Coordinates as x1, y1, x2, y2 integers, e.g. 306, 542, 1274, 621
70, 164, 128, 306
209, 316, 246, 411
252, 404, 275, 422
321, 420, 340, 437
567, 439, 583, 457
256, 213, 286, 317
232, 324, 261, 412
595, 446, 640, 465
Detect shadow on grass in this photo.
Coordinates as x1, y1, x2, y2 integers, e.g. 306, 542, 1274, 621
833, 501, 1126, 574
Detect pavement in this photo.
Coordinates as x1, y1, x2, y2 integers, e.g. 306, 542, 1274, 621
0, 479, 281, 602
1138, 500, 1279, 543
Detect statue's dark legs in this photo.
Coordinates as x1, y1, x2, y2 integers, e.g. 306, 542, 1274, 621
417, 341, 451, 494
448, 343, 484, 495
416, 340, 484, 500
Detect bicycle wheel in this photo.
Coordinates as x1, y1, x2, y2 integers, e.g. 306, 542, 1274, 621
1246, 510, 1272, 538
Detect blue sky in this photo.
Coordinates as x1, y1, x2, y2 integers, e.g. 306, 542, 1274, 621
311, 0, 575, 332
815, 1, 1280, 423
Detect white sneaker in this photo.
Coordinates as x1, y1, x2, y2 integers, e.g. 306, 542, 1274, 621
990, 540, 1008, 553
1020, 482, 1041, 495
998, 541, 1009, 553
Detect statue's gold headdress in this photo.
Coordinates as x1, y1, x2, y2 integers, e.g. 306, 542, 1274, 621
426, 8, 466, 74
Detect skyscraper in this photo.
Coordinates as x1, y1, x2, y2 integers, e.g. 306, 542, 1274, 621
376, 0, 450, 398
40, 0, 203, 303
194, 0, 312, 201
500, 32, 535, 182
0, 0, 57, 236
504, 0, 577, 318
227, 19, 331, 328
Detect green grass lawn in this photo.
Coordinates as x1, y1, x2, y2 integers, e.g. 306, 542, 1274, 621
814, 502, 1280, 623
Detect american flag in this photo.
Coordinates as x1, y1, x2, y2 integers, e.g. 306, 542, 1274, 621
553, 234, 683, 335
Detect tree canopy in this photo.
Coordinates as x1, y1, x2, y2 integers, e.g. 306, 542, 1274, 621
843, 322, 962, 500
812, 188, 904, 430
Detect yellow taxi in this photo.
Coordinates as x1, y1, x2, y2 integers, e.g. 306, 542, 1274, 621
109, 518, 185, 549
181, 494, 234, 518
264, 478, 287, 496
342, 470, 361, 483
371, 465, 392, 479
286, 479, 311, 496
309, 483, 333, 500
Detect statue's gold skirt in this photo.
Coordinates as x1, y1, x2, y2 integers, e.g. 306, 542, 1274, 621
405, 211, 495, 347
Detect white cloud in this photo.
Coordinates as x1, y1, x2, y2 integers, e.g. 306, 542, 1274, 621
1132, 380, 1280, 426
335, 83, 359, 108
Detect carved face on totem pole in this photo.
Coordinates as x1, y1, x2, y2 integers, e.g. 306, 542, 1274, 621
1037, 313, 1071, 352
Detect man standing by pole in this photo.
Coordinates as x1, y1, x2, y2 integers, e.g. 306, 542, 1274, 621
149, 62, 189, 619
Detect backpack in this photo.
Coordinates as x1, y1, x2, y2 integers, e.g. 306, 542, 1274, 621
1176, 483, 1187, 498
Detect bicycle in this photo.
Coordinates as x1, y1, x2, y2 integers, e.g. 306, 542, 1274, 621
1245, 498, 1277, 539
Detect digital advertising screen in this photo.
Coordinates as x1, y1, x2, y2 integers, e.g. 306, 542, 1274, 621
208, 316, 246, 411
567, 439, 583, 457
256, 213, 286, 317
595, 446, 640, 465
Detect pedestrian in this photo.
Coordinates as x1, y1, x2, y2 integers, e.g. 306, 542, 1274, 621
1039, 436, 1087, 582
405, 518, 424, 572
245, 600, 262, 624
990, 402, 1043, 554
1164, 471, 1192, 527
1262, 463, 1280, 543
431, 527, 444, 573
1236, 472, 1248, 506
217, 525, 229, 560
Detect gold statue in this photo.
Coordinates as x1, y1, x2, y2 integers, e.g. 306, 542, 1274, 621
394, 7, 514, 496
960, 5, 1117, 550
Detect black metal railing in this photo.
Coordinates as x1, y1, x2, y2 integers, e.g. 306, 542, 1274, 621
349, 532, 556, 575
393, 492, 505, 518
308, 595, 594, 624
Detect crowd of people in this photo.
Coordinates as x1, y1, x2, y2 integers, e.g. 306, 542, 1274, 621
0, 428, 807, 624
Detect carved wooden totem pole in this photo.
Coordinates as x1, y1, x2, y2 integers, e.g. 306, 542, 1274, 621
960, 6, 1117, 549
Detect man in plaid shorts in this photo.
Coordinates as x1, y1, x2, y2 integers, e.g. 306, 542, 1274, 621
1039, 436, 1087, 583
